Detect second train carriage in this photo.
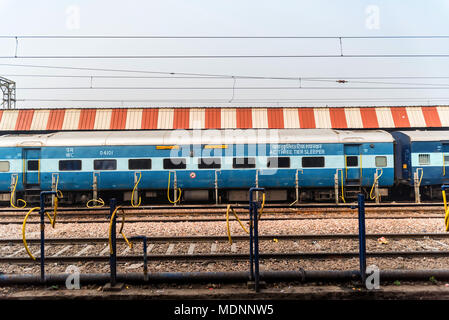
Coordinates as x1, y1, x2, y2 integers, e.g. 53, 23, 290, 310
392, 130, 449, 199
0, 129, 395, 204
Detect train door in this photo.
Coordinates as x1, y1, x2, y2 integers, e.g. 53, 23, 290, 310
344, 144, 361, 182
23, 148, 41, 186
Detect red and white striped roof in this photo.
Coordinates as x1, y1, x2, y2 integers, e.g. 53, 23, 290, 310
0, 106, 448, 131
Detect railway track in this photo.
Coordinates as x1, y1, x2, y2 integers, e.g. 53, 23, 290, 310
2, 233, 449, 264
0, 215, 445, 224
0, 201, 444, 215
0, 203, 445, 224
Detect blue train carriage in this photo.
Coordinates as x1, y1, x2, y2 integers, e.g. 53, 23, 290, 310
392, 130, 449, 200
265, 129, 395, 202
0, 129, 395, 204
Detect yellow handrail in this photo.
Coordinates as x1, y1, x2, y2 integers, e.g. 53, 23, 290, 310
131, 172, 142, 208
22, 207, 40, 260
417, 168, 424, 187
226, 204, 249, 245
340, 169, 346, 203
10, 175, 27, 209
369, 169, 383, 200
54, 174, 63, 199
167, 171, 182, 204
443, 190, 449, 231
45, 197, 58, 228
108, 206, 133, 255
87, 198, 105, 208
257, 192, 266, 221
22, 192, 63, 260
345, 155, 348, 179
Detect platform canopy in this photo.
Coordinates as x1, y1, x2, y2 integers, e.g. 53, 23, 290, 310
0, 106, 448, 132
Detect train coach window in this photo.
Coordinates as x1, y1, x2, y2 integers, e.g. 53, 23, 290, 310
233, 157, 256, 169
418, 154, 430, 165
198, 158, 221, 169
0, 161, 9, 172
59, 160, 82, 171
302, 157, 325, 168
94, 159, 117, 170
163, 158, 187, 170
445, 156, 449, 165
27, 160, 39, 171
267, 157, 290, 168
129, 159, 152, 170
346, 156, 358, 167
375, 156, 387, 167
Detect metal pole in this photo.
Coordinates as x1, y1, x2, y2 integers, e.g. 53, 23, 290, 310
39, 191, 57, 284
358, 193, 367, 284
109, 198, 117, 286
248, 198, 254, 282
40, 194, 45, 283
253, 196, 261, 293
249, 187, 264, 292
143, 236, 148, 281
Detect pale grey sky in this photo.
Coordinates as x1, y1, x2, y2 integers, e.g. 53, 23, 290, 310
0, 0, 449, 108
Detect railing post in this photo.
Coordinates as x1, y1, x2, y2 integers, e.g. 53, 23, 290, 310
143, 236, 148, 281
39, 190, 57, 284
358, 193, 367, 284
109, 198, 117, 287
249, 187, 265, 293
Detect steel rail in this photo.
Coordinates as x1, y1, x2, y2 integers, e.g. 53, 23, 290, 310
1, 232, 449, 244
0, 202, 444, 212
0, 215, 443, 224
2, 250, 449, 264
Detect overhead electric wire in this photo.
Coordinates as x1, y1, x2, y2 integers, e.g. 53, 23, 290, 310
1, 35, 449, 39
4, 74, 449, 79
0, 63, 233, 78
2, 63, 449, 82
3, 74, 449, 87
1, 54, 449, 59
16, 97, 449, 103
16, 86, 449, 90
